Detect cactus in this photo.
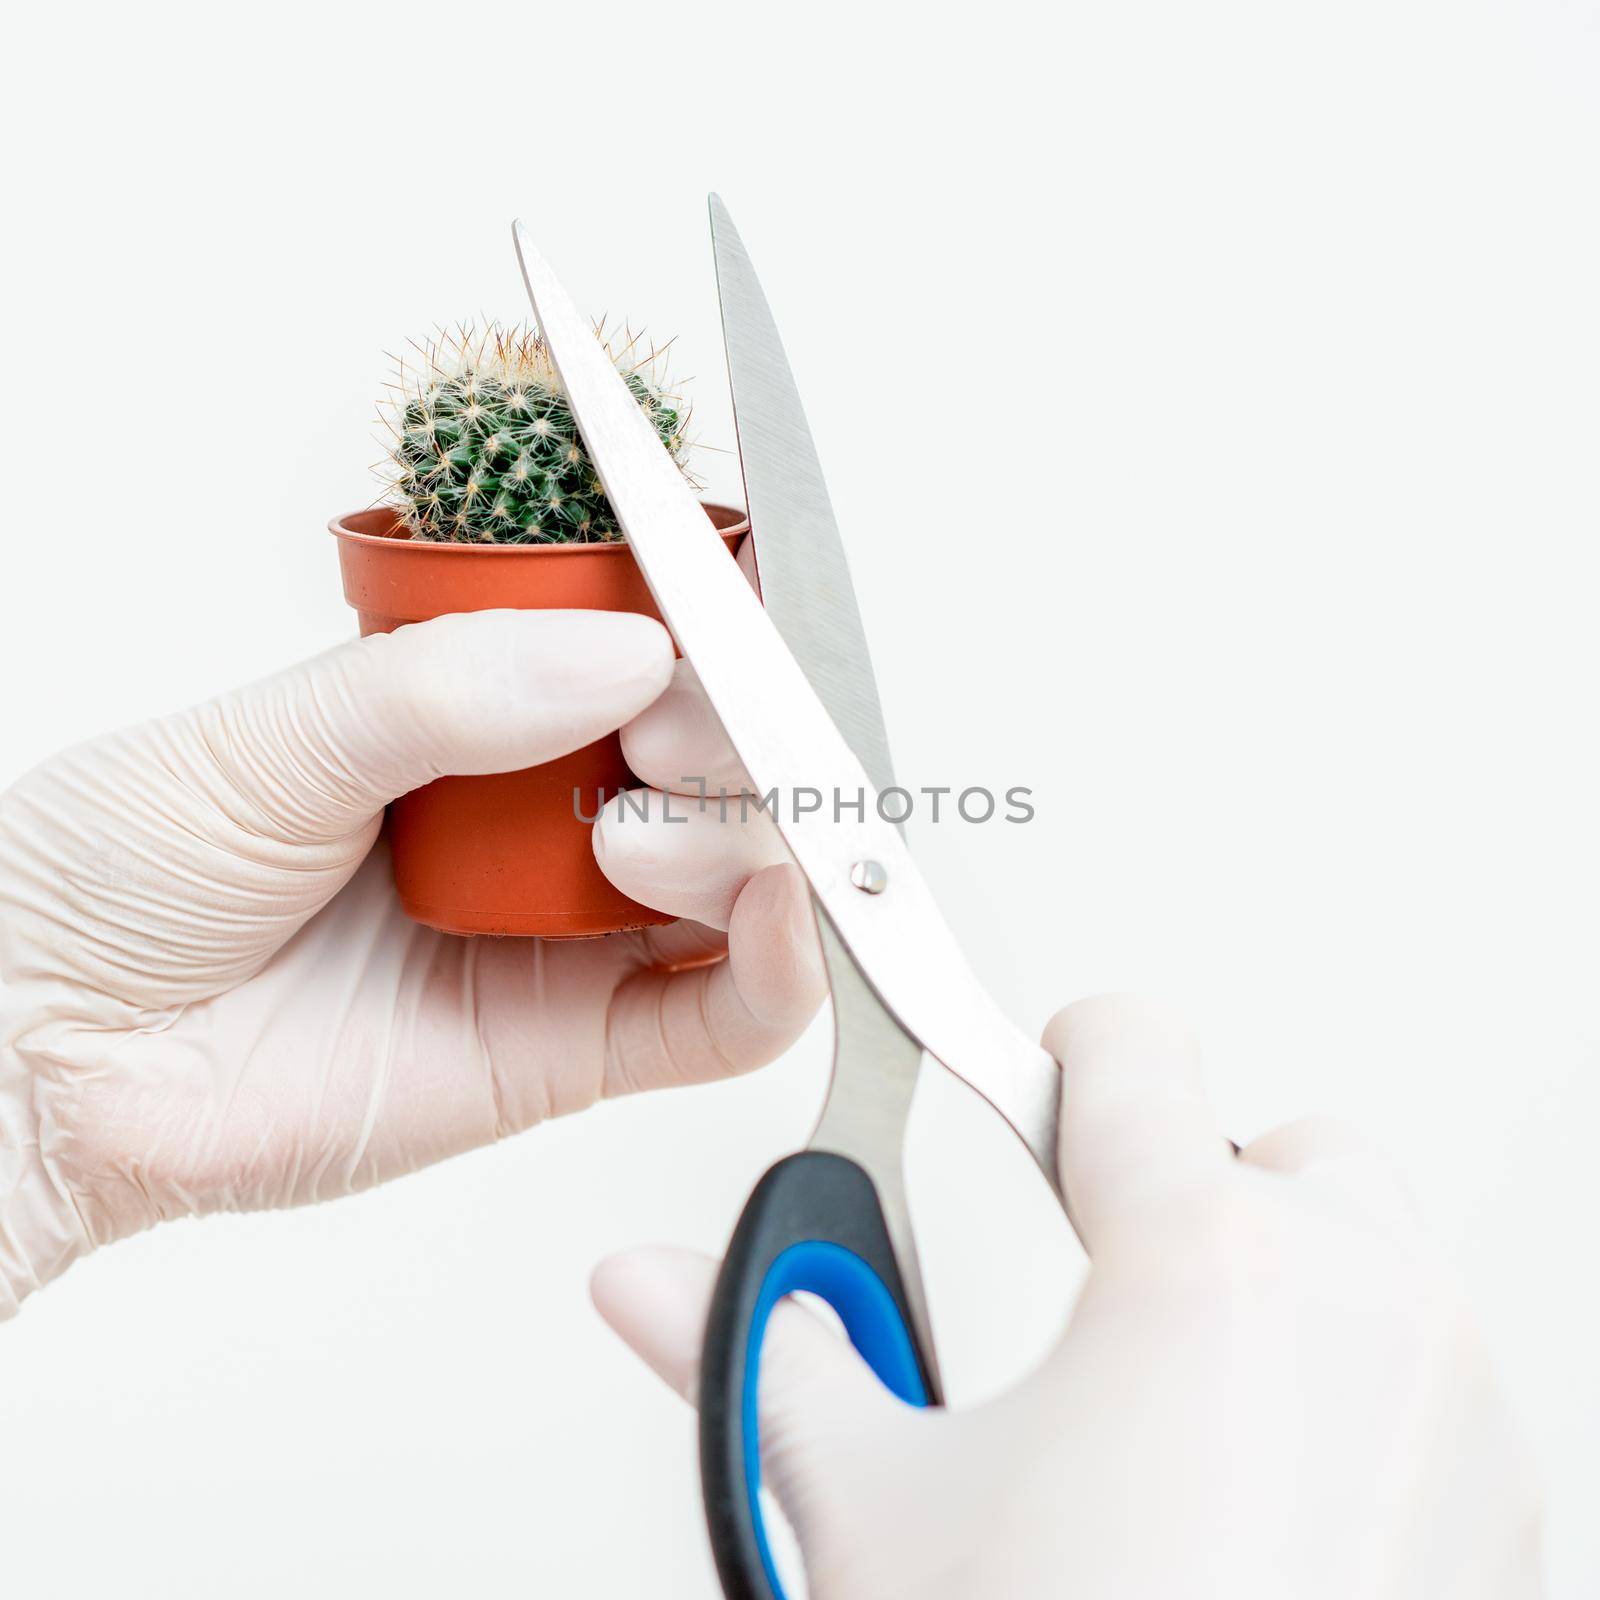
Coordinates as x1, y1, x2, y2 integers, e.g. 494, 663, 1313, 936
380, 321, 694, 543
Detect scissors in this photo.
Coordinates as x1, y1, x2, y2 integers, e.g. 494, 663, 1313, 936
515, 200, 1067, 1600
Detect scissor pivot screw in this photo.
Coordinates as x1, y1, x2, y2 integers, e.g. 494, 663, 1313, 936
850, 860, 889, 894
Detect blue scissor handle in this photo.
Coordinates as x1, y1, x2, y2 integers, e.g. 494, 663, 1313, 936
700, 1151, 940, 1600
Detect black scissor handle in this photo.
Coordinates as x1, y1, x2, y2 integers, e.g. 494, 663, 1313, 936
699, 1150, 940, 1600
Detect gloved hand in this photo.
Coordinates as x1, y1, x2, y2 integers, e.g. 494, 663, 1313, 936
0, 610, 820, 1318
595, 994, 1545, 1600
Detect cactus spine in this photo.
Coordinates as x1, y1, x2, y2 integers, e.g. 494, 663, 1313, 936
380, 321, 693, 544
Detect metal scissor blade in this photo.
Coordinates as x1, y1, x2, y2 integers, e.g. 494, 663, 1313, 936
811, 913, 940, 1387
708, 197, 922, 1157
513, 222, 1063, 1200
709, 194, 895, 800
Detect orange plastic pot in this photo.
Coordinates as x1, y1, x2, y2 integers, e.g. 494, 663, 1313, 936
331, 503, 749, 938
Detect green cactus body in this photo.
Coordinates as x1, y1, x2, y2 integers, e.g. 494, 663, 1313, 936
382, 322, 693, 543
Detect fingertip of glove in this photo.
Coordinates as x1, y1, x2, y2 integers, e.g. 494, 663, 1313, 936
591, 1248, 716, 1402
1041, 992, 1199, 1074
589, 1250, 633, 1332
728, 864, 827, 1029
592, 1246, 713, 1333
592, 1244, 713, 1309
496, 609, 675, 706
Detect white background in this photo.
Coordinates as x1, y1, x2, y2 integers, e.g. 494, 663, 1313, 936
2, 1, 1596, 1594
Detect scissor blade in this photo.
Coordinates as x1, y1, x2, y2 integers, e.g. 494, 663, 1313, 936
709, 197, 922, 1169
709, 194, 895, 799
513, 222, 1062, 1198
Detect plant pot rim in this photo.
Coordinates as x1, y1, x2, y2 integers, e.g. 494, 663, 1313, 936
330, 502, 749, 554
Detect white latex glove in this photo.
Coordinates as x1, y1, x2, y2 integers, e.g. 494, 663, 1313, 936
0, 611, 820, 1317
595, 994, 1544, 1600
